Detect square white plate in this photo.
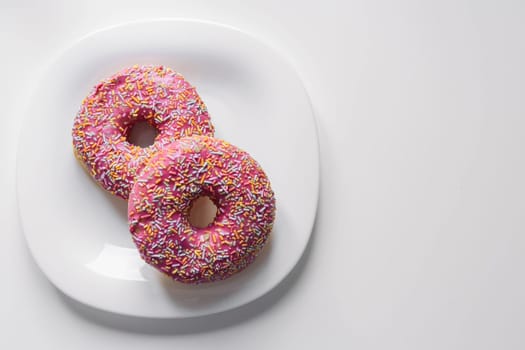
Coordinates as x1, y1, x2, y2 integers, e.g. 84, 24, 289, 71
16, 19, 319, 318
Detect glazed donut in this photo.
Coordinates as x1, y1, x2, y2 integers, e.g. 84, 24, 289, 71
72, 65, 214, 199
128, 136, 276, 283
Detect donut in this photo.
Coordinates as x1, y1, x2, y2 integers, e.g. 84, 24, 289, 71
72, 65, 214, 199
128, 135, 276, 283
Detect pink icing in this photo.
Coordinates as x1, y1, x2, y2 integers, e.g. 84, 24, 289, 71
72, 65, 214, 199
128, 136, 276, 283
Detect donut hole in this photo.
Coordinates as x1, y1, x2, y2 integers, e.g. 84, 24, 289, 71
127, 120, 158, 147
188, 196, 218, 229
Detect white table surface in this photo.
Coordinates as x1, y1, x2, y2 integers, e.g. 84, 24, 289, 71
1, 1, 524, 349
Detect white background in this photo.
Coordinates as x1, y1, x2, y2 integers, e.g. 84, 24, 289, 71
1, 1, 524, 349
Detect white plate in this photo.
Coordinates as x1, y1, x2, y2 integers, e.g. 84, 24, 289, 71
16, 19, 319, 318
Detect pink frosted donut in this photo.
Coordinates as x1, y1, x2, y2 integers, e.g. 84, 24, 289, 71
128, 136, 276, 283
72, 65, 214, 199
